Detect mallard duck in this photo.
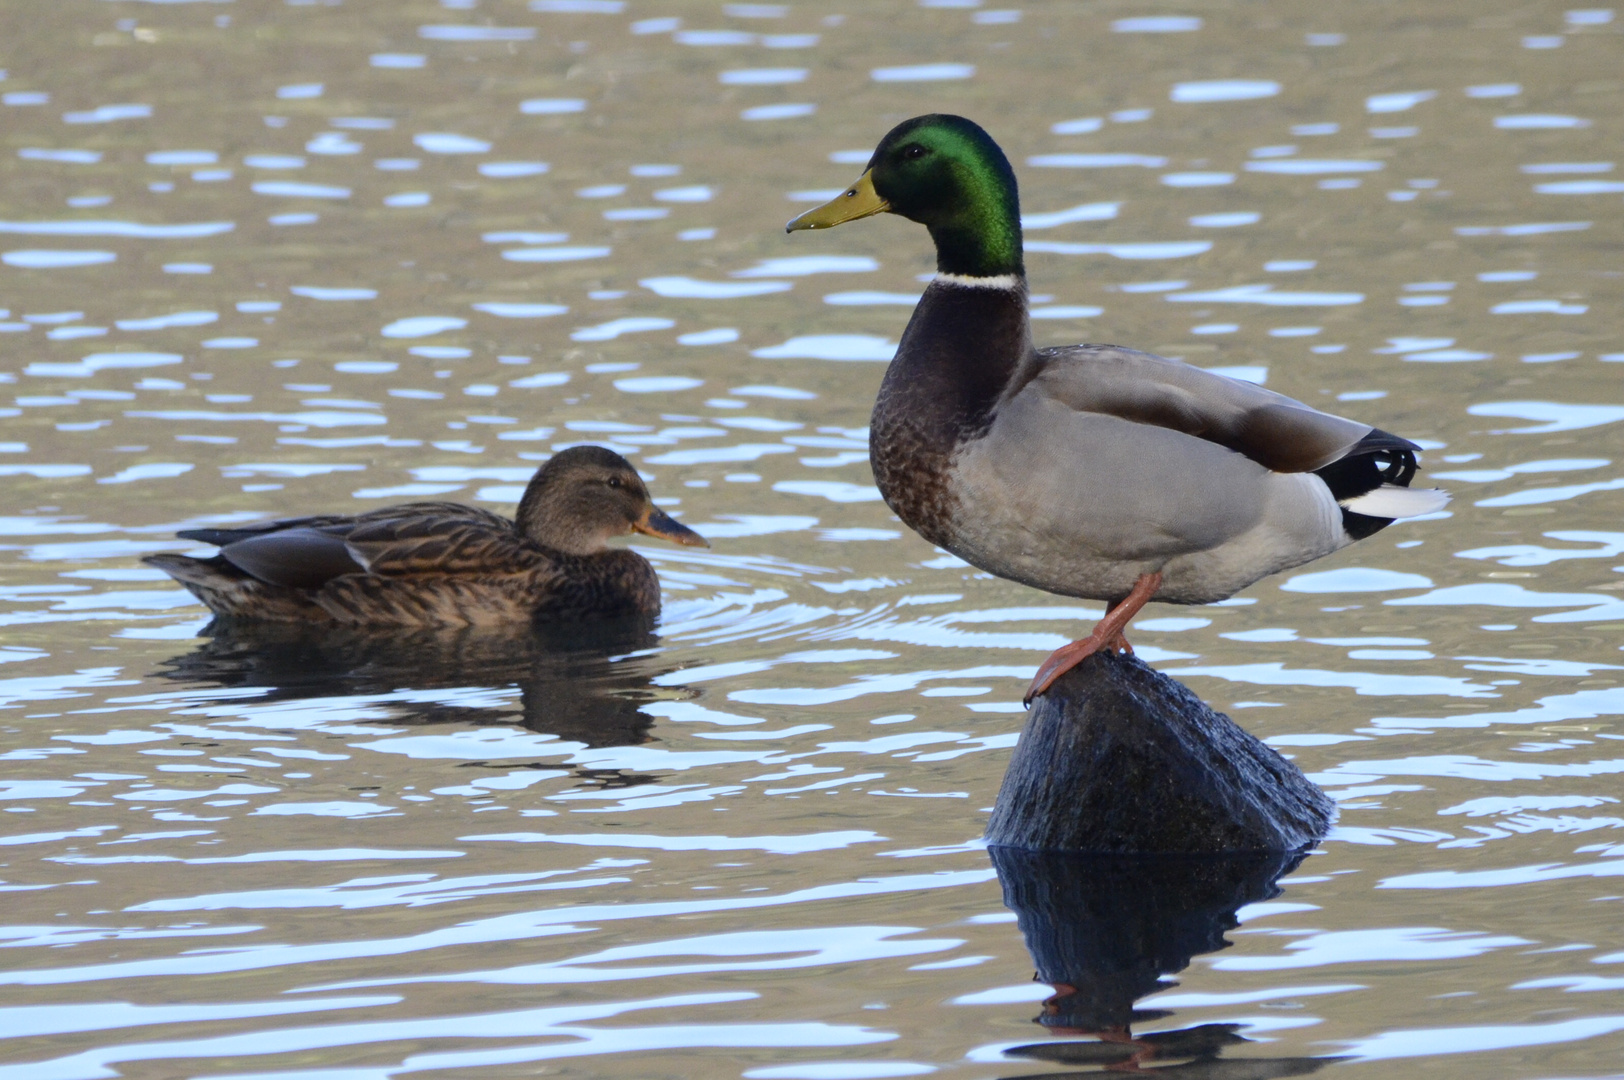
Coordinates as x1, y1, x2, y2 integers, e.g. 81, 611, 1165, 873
787, 114, 1447, 705
144, 445, 707, 626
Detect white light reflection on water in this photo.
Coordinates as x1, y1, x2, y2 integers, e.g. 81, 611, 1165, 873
314, 925, 960, 991
1339, 1014, 1624, 1062
0, 991, 901, 1080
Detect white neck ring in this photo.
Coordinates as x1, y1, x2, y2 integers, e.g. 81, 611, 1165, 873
933, 272, 1023, 290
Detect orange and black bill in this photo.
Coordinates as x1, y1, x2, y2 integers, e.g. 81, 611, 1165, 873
634, 508, 709, 548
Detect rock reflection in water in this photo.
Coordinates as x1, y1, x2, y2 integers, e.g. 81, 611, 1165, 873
990, 847, 1336, 1078
154, 616, 675, 749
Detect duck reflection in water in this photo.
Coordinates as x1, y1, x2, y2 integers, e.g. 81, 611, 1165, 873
155, 615, 682, 750
145, 444, 706, 753
989, 847, 1339, 1078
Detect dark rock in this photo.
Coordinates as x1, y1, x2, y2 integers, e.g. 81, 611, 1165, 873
986, 652, 1335, 853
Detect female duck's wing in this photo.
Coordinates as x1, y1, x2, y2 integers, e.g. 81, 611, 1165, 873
177, 515, 361, 548
212, 528, 371, 590
341, 513, 548, 577
204, 506, 531, 590
1025, 344, 1391, 473
175, 502, 505, 547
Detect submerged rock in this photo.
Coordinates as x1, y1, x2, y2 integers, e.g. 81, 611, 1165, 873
986, 652, 1335, 853
990, 846, 1338, 1075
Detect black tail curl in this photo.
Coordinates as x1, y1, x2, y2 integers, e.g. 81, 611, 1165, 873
1313, 427, 1422, 540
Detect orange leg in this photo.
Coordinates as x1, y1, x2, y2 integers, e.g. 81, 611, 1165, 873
1024, 571, 1163, 706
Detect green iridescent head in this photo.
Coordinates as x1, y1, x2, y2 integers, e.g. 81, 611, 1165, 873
788, 114, 1024, 279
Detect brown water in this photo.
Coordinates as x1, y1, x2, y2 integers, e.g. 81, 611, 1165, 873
2, 1, 1624, 1076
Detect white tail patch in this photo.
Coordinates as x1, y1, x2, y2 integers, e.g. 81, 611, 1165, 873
1341, 484, 1450, 519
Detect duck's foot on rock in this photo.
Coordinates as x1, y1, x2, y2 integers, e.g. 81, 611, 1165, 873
990, 651, 1336, 854
1025, 629, 1131, 706
1025, 571, 1162, 706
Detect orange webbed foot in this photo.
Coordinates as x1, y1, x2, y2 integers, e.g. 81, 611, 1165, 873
1022, 572, 1162, 707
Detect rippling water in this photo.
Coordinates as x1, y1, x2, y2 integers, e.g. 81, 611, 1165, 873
2, 1, 1623, 1076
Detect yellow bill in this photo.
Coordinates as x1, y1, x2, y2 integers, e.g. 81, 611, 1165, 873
784, 169, 890, 232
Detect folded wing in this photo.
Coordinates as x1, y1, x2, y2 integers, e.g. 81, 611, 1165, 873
1030, 344, 1379, 473
195, 505, 539, 591
343, 514, 547, 577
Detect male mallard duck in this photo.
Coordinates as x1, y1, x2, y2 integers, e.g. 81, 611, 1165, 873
787, 114, 1447, 704
144, 445, 707, 626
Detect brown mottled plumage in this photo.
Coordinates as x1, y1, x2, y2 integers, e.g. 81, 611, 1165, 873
143, 445, 707, 626
869, 279, 1028, 549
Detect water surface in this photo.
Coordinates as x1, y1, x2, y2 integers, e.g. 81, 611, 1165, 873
2, 1, 1624, 1077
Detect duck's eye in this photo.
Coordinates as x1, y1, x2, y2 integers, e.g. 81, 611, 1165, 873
904, 145, 928, 160
606, 476, 622, 489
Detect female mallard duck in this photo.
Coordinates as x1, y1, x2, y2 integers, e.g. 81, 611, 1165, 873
787, 114, 1447, 705
144, 445, 707, 626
